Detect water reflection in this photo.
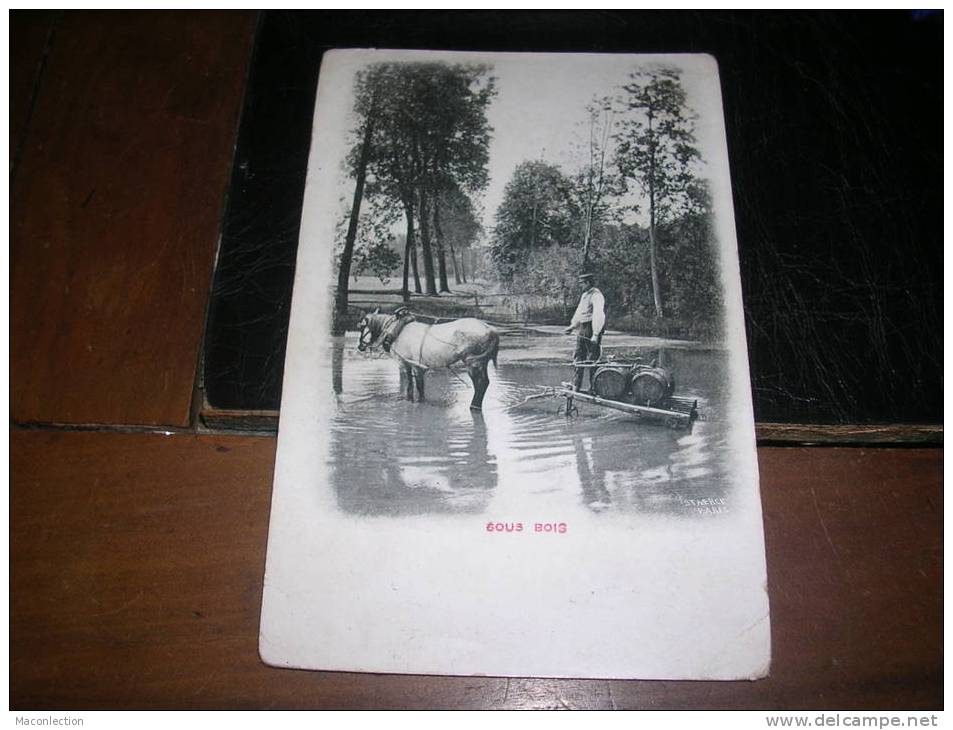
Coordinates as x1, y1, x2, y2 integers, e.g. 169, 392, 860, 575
572, 435, 610, 511
566, 421, 728, 517
331, 340, 344, 395
327, 334, 733, 519
329, 341, 497, 516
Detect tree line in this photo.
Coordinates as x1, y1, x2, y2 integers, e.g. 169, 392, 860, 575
334, 62, 723, 338
333, 62, 495, 333
489, 66, 722, 335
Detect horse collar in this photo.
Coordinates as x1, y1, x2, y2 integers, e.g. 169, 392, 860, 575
380, 312, 417, 353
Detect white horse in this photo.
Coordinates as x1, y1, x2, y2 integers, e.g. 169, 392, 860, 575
356, 310, 499, 410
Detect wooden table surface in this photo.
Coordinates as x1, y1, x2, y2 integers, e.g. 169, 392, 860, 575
10, 11, 942, 710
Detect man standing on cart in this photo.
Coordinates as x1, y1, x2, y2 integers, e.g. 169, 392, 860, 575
564, 271, 606, 392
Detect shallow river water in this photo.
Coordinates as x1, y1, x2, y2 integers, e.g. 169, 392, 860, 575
326, 331, 737, 521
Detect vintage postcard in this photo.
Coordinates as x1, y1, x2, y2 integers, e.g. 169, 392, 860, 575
259, 49, 770, 679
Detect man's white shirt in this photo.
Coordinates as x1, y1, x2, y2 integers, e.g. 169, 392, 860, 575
570, 287, 606, 336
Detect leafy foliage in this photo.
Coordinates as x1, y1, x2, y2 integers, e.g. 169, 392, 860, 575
567, 99, 623, 265
521, 246, 583, 303
354, 241, 402, 284
348, 61, 496, 296
437, 186, 483, 252
490, 161, 580, 282
338, 59, 723, 338
613, 66, 701, 222
654, 183, 721, 323
589, 207, 721, 332
611, 66, 704, 318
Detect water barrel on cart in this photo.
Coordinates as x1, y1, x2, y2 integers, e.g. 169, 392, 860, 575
592, 366, 630, 400
629, 367, 675, 406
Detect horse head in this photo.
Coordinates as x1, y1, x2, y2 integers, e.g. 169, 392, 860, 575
356, 308, 381, 352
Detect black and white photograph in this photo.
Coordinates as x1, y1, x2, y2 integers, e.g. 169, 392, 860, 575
10, 9, 941, 712
260, 49, 770, 680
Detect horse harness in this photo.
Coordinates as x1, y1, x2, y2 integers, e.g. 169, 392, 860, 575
380, 309, 418, 353
365, 310, 491, 373
360, 310, 430, 370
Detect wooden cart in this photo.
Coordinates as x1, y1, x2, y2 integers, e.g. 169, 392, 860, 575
553, 360, 700, 430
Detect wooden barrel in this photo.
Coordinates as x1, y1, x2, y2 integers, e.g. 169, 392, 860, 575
630, 367, 675, 406
592, 366, 629, 400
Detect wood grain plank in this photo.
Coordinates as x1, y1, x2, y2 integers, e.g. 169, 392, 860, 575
10, 11, 57, 170
10, 11, 255, 427
10, 433, 941, 709
755, 423, 942, 446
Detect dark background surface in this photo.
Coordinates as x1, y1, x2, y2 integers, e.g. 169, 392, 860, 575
10, 11, 941, 709
204, 10, 942, 426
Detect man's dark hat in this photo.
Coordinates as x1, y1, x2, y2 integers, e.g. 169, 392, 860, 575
578, 271, 596, 281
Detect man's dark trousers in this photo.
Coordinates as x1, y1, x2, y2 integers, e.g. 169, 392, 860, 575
572, 321, 602, 391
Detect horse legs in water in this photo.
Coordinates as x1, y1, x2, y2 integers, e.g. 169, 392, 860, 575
400, 363, 414, 401
399, 363, 426, 402
413, 365, 425, 401
467, 363, 490, 411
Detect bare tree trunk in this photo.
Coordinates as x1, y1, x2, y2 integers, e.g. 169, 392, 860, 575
417, 189, 439, 295
582, 118, 595, 266
438, 196, 463, 285
582, 218, 593, 267
648, 218, 663, 318
582, 106, 612, 268
333, 112, 375, 333
401, 204, 416, 302
411, 237, 422, 294
449, 246, 462, 285
403, 199, 421, 295
647, 111, 663, 318
432, 201, 451, 293
401, 240, 410, 302
412, 242, 422, 293
459, 249, 468, 283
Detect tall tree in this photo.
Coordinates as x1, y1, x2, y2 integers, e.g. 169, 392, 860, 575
573, 99, 617, 266
406, 207, 422, 296
416, 187, 439, 294
334, 67, 384, 332
431, 202, 452, 292
614, 67, 701, 318
435, 184, 483, 286
348, 64, 422, 301
412, 63, 495, 294
356, 61, 495, 297
490, 160, 579, 282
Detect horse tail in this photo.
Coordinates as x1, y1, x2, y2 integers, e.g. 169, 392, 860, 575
489, 329, 500, 368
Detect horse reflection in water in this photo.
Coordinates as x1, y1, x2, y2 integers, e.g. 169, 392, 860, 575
331, 338, 731, 519
330, 341, 497, 516
356, 310, 499, 411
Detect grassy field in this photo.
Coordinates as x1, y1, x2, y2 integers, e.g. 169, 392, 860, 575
339, 275, 719, 341
338, 275, 498, 329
